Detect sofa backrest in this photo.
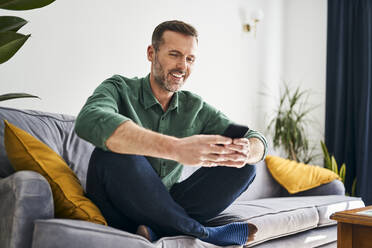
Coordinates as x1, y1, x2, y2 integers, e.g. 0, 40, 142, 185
236, 158, 282, 200
0, 107, 94, 189
0, 106, 283, 199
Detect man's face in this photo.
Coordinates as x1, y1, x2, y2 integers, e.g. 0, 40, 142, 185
148, 31, 198, 92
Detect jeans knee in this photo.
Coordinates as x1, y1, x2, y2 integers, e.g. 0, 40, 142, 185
244, 163, 256, 178
240, 164, 256, 186
231, 164, 255, 195
90, 148, 149, 176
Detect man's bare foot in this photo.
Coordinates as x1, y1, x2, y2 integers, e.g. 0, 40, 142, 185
246, 223, 258, 243
136, 225, 151, 241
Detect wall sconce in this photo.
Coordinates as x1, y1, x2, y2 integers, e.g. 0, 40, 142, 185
242, 10, 264, 37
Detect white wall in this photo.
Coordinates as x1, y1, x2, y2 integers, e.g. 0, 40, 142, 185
1, 0, 264, 122
281, 0, 327, 163
0, 0, 327, 161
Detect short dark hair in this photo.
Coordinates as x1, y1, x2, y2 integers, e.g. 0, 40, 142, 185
152, 20, 198, 50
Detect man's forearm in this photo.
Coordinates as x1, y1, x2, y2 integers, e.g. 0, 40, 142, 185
105, 121, 249, 168
105, 121, 178, 160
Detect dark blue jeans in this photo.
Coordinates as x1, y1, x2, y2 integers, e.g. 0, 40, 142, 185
86, 148, 256, 238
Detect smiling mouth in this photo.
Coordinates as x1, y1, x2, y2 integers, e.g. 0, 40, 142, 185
169, 71, 185, 80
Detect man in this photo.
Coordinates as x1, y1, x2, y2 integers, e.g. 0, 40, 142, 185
75, 20, 267, 246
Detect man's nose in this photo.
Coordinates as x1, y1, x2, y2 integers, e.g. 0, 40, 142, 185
176, 57, 187, 70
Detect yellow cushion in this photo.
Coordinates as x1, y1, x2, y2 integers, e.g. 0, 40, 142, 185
3, 120, 107, 225
265, 155, 341, 194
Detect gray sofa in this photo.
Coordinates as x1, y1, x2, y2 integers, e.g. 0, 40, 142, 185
0, 106, 365, 248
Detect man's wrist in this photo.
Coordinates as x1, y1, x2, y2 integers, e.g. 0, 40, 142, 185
163, 136, 181, 162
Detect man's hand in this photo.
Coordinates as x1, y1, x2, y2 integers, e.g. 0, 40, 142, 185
173, 135, 248, 168
224, 137, 264, 165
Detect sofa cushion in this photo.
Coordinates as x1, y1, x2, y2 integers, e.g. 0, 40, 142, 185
251, 225, 337, 248
265, 155, 341, 194
0, 171, 53, 248
31, 219, 232, 248
0, 107, 94, 189
4, 120, 107, 225
206, 195, 364, 247
314, 196, 365, 226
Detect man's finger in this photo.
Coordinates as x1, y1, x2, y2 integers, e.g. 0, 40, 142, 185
202, 154, 222, 162
224, 144, 246, 153
203, 153, 246, 162
224, 153, 247, 162
219, 160, 247, 168
209, 144, 236, 154
204, 135, 232, 145
233, 138, 249, 145
200, 161, 218, 167
200, 160, 246, 168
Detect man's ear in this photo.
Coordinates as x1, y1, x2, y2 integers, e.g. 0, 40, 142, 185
147, 45, 154, 62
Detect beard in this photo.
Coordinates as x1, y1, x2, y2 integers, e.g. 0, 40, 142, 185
153, 54, 187, 92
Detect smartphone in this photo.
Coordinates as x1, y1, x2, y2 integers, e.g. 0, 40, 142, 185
223, 124, 249, 139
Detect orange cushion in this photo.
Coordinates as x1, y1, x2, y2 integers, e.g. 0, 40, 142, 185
4, 120, 107, 225
265, 155, 341, 194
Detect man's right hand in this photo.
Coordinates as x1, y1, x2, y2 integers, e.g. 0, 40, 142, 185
173, 135, 248, 168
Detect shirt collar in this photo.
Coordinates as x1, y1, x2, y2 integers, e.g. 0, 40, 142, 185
142, 74, 158, 109
168, 91, 179, 112
141, 74, 179, 112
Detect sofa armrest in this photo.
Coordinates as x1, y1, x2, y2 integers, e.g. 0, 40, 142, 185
0, 171, 54, 248
280, 179, 346, 197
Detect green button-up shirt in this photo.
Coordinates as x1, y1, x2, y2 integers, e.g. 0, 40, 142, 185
75, 74, 267, 190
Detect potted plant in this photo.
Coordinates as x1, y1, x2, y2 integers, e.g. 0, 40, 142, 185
268, 84, 357, 196
321, 140, 357, 196
0, 0, 55, 101
268, 84, 317, 164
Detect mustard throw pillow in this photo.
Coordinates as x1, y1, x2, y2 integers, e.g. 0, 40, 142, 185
3, 120, 107, 225
265, 155, 341, 194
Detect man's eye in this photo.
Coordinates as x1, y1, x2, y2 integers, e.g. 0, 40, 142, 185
169, 53, 178, 57
187, 57, 195, 63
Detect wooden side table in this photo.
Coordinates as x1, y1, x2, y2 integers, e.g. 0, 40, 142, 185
330, 205, 372, 248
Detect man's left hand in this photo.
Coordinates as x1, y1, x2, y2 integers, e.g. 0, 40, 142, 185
224, 137, 264, 165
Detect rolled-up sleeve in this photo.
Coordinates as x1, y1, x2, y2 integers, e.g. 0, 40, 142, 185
75, 80, 131, 151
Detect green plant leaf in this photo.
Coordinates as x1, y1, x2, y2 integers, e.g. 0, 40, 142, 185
0, 93, 40, 102
0, 16, 27, 32
339, 163, 346, 183
0, 0, 55, 10
320, 141, 332, 169
331, 155, 338, 174
0, 31, 30, 64
352, 178, 357, 196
